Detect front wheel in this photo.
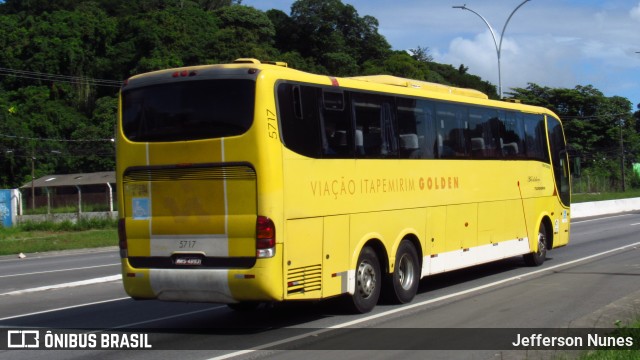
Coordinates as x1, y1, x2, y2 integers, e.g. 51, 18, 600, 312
349, 246, 381, 313
523, 223, 547, 266
383, 240, 420, 304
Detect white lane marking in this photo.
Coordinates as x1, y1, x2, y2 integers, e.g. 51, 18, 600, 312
0, 297, 130, 322
0, 298, 226, 325
112, 306, 227, 329
0, 248, 118, 263
0, 263, 120, 279
630, 223, 640, 226
207, 240, 640, 360
0, 275, 121, 296
572, 213, 635, 224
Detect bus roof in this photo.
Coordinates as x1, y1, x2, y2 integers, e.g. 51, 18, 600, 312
347, 75, 489, 100
124, 58, 558, 119
229, 59, 488, 100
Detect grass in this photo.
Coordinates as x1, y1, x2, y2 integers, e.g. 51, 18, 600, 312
572, 189, 640, 203
0, 218, 117, 256
22, 204, 115, 215
577, 320, 640, 359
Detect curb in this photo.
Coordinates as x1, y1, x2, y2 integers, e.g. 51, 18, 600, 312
571, 197, 640, 218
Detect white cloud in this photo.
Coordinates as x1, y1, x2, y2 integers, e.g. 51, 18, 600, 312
630, 2, 640, 21
436, 30, 579, 94
430, 2, 640, 100
242, 0, 640, 101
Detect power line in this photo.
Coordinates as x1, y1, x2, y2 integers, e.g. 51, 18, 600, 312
0, 67, 122, 88
0, 133, 114, 143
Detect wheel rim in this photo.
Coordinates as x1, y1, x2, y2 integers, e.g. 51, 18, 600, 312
357, 260, 376, 299
537, 231, 547, 257
397, 253, 415, 290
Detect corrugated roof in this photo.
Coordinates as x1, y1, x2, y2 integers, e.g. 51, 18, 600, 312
20, 171, 115, 188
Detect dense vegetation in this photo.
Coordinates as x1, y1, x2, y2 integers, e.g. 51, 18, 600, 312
0, 0, 638, 191
506, 85, 640, 191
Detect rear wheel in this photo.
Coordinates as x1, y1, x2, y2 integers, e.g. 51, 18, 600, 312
383, 240, 420, 304
524, 223, 547, 266
349, 246, 381, 313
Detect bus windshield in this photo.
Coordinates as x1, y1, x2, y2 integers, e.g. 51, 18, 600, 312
121, 79, 255, 142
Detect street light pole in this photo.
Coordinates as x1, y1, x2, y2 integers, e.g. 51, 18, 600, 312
453, 1, 531, 99
620, 119, 626, 192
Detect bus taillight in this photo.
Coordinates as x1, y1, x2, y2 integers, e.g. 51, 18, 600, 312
118, 219, 128, 259
256, 216, 276, 258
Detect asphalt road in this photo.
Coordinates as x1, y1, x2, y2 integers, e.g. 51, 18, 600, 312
1, 212, 639, 360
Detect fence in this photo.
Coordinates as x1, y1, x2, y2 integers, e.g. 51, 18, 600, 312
17, 211, 117, 224
571, 175, 618, 194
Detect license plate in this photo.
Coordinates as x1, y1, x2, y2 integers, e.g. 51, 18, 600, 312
175, 257, 202, 266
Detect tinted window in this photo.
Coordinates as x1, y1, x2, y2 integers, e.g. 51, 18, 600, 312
548, 116, 570, 205
524, 114, 550, 162
278, 84, 323, 158
278, 83, 352, 158
122, 79, 255, 142
468, 107, 501, 158
397, 98, 436, 159
501, 111, 525, 159
322, 90, 352, 158
277, 81, 553, 164
436, 103, 468, 158
352, 93, 397, 158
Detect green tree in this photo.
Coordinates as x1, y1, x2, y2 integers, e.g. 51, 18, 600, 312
6, 3, 118, 109
286, 0, 391, 75
212, 5, 278, 62
0, 0, 83, 15
65, 96, 116, 173
197, 0, 242, 11
116, 5, 220, 74
507, 84, 639, 190
0, 85, 86, 187
362, 51, 429, 80
409, 46, 434, 63
4, 0, 635, 193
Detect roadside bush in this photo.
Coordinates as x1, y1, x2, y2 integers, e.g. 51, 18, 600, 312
17, 218, 117, 232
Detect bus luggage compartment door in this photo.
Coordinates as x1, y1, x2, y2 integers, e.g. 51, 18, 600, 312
123, 164, 257, 264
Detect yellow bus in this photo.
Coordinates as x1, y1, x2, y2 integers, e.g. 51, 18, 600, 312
117, 58, 571, 313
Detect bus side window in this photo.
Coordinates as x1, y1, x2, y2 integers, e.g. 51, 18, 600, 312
436, 103, 467, 159
468, 107, 501, 159
322, 90, 352, 158
548, 116, 570, 204
396, 97, 436, 159
396, 97, 420, 159
524, 114, 550, 162
416, 100, 436, 159
352, 93, 398, 159
278, 83, 322, 158
501, 111, 525, 159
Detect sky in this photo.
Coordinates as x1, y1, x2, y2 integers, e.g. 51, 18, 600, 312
242, 0, 640, 106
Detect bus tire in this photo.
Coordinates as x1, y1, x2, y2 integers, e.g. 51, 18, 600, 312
384, 240, 420, 304
523, 223, 547, 266
350, 246, 381, 313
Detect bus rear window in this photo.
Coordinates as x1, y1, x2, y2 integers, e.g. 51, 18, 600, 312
122, 79, 255, 142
